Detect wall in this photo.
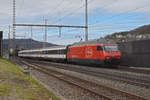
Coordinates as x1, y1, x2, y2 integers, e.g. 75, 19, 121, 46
118, 39, 150, 67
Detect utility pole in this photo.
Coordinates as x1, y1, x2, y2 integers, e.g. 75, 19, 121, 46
43, 18, 48, 48
31, 27, 33, 38
85, 0, 88, 41
59, 27, 62, 37
24, 32, 27, 39
13, 0, 16, 56
30, 26, 33, 49
24, 32, 27, 49
8, 25, 11, 57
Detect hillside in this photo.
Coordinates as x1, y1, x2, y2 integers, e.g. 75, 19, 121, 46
105, 24, 150, 42
3, 39, 58, 51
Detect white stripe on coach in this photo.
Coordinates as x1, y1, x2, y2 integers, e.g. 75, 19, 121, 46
19, 54, 66, 59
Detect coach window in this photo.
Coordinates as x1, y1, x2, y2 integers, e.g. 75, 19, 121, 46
59, 50, 61, 54
97, 46, 103, 51
46, 51, 49, 54
63, 50, 66, 54
47, 50, 52, 54
57, 50, 60, 54
60, 49, 66, 54
43, 51, 47, 54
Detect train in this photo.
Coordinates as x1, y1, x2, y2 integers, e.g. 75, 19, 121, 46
18, 39, 122, 66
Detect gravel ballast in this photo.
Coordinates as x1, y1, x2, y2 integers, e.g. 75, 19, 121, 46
35, 64, 150, 100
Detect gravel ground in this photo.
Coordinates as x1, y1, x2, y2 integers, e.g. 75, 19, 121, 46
29, 60, 150, 80
38, 64, 150, 100
31, 69, 104, 100
50, 62, 150, 78
0, 96, 18, 100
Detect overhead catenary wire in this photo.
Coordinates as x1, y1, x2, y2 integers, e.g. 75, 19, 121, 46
85, 1, 150, 38
12, 0, 150, 44
56, 0, 118, 33
50, 0, 93, 39
52, 0, 117, 25
90, 2, 150, 26
50, 0, 72, 21
51, 0, 93, 25
14, 0, 90, 40
55, 0, 66, 9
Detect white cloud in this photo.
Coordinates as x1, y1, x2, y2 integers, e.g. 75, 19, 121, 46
89, 0, 150, 14
107, 0, 150, 13
1, 0, 150, 25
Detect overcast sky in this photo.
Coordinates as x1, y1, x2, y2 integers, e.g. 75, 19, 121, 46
1, 0, 150, 45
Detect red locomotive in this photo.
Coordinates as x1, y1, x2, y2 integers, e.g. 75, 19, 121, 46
67, 40, 121, 65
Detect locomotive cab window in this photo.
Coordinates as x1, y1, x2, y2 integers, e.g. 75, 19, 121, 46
104, 45, 119, 52
97, 46, 103, 51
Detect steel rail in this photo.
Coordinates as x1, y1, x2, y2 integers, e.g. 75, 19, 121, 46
26, 59, 150, 88
21, 61, 112, 100
21, 60, 148, 100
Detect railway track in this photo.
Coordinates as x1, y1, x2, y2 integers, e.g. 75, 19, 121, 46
24, 59, 150, 88
118, 66, 150, 75
19, 60, 148, 100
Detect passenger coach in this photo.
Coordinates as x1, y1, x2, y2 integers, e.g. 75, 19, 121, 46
18, 46, 67, 61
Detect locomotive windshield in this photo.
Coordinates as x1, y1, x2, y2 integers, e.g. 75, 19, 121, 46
104, 45, 119, 52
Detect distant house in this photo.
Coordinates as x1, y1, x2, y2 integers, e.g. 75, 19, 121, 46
104, 24, 150, 42
116, 35, 123, 38
136, 35, 143, 39
127, 34, 133, 38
